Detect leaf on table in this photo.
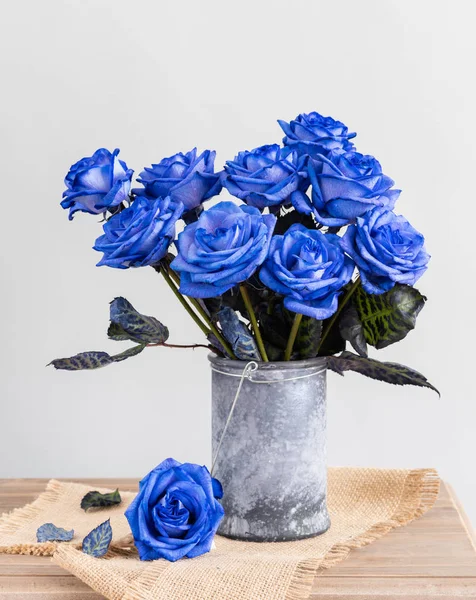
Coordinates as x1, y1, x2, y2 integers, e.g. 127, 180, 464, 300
82, 519, 113, 557
327, 351, 440, 395
36, 523, 74, 543
353, 284, 426, 350
81, 489, 122, 512
109, 297, 169, 344
217, 307, 261, 360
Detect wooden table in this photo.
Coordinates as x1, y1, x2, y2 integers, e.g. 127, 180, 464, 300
0, 480, 475, 599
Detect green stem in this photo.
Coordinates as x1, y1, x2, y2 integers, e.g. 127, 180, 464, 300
166, 265, 236, 360
159, 266, 211, 338
240, 284, 269, 362
284, 313, 303, 361
317, 277, 360, 353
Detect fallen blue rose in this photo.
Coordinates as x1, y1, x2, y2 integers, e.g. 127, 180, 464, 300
125, 458, 224, 562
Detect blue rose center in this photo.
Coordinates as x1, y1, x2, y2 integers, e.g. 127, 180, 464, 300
153, 489, 200, 538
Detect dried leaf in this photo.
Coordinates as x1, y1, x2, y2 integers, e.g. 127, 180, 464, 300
81, 489, 122, 512
82, 519, 113, 557
328, 351, 439, 395
353, 284, 426, 350
50, 345, 145, 371
49, 352, 112, 371
109, 297, 169, 344
36, 523, 74, 543
217, 307, 261, 360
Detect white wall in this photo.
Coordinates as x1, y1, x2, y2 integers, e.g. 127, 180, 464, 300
1, 0, 475, 525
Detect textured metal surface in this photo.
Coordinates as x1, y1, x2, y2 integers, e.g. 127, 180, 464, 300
210, 355, 330, 542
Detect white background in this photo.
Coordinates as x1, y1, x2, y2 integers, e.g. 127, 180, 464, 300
1, 1, 475, 524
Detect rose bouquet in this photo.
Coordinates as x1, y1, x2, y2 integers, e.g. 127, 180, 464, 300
51, 111, 438, 394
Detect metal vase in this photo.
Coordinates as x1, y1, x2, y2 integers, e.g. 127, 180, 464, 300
209, 355, 330, 542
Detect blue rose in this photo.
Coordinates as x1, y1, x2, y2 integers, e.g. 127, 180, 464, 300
341, 206, 430, 294
223, 144, 307, 210
125, 458, 224, 562
61, 148, 133, 220
292, 151, 400, 227
134, 149, 222, 211
94, 196, 183, 269
171, 201, 276, 298
260, 224, 354, 319
278, 111, 356, 156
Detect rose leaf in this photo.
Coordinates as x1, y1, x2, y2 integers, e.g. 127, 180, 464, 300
353, 284, 426, 350
109, 297, 169, 344
328, 351, 439, 395
49, 344, 146, 371
217, 307, 261, 360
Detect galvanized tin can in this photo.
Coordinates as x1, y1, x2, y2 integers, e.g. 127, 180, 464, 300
210, 355, 330, 542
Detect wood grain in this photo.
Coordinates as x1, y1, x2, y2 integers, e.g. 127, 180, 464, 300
0, 479, 475, 599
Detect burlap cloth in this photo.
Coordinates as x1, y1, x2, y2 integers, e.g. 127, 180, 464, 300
0, 468, 439, 600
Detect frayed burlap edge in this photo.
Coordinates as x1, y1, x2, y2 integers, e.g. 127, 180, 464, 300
0, 479, 74, 556
284, 468, 440, 600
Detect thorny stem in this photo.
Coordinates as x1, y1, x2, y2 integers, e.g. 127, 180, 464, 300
317, 277, 361, 353
148, 342, 210, 350
240, 284, 269, 362
284, 312, 303, 361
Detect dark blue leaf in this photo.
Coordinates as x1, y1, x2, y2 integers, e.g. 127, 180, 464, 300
82, 519, 113, 557
49, 352, 113, 370
49, 345, 146, 371
217, 307, 261, 360
328, 351, 439, 395
81, 489, 122, 511
37, 523, 74, 542
110, 297, 169, 344
107, 322, 131, 341
111, 344, 146, 363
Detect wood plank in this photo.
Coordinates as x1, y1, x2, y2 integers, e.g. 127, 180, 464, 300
0, 479, 475, 599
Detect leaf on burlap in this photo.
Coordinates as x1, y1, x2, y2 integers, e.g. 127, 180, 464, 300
82, 519, 112, 557
353, 284, 426, 350
49, 351, 113, 370
81, 489, 122, 512
36, 523, 74, 543
109, 297, 169, 344
217, 307, 261, 360
49, 344, 146, 371
327, 351, 440, 395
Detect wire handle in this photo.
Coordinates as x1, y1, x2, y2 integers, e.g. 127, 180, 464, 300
210, 361, 258, 476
